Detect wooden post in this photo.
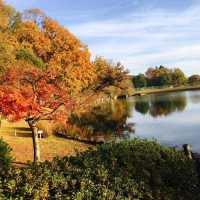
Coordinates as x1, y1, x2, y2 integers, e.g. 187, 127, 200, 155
38, 130, 43, 139
183, 144, 192, 159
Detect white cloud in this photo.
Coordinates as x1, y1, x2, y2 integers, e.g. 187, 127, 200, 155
69, 3, 200, 75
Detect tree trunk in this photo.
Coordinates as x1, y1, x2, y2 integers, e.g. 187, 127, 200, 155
28, 120, 40, 163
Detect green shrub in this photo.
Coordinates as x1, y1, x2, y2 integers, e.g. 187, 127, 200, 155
16, 48, 46, 69
0, 139, 200, 199
0, 138, 13, 173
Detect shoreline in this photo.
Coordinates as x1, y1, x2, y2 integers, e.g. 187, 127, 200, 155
130, 85, 200, 97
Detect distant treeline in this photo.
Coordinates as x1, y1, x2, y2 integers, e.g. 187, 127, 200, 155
133, 65, 200, 88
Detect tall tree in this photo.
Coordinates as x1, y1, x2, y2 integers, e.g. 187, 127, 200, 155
133, 74, 147, 88
14, 16, 97, 93
93, 57, 128, 91
172, 68, 187, 86
145, 66, 187, 87
0, 64, 73, 163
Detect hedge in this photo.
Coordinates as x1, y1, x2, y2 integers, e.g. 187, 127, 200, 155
0, 138, 199, 199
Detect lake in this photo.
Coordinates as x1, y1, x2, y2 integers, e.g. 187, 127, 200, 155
19, 89, 198, 151
128, 90, 200, 152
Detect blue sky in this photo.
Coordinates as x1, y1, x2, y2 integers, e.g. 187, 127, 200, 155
5, 0, 200, 75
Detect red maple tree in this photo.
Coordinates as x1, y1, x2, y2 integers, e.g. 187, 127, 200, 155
0, 64, 74, 162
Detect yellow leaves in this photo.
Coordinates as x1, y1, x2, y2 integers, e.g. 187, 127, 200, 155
14, 21, 52, 62
0, 32, 19, 72
0, 2, 126, 95
38, 17, 97, 93
15, 21, 40, 43
0, 1, 15, 30
0, 14, 8, 29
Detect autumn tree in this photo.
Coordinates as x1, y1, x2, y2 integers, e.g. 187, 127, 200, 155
0, 64, 73, 163
0, 1, 129, 96
0, 0, 10, 30
0, 0, 18, 31
172, 68, 187, 86
0, 1, 19, 73
13, 13, 98, 94
145, 66, 172, 86
1, 2, 128, 96
93, 57, 129, 91
0, 32, 19, 73
42, 18, 98, 93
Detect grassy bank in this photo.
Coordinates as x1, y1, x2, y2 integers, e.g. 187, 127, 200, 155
132, 85, 200, 96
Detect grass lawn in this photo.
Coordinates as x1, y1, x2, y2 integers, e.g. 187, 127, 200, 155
0, 120, 92, 164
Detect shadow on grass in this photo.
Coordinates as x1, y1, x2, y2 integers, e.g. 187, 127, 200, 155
12, 161, 29, 168
0, 127, 32, 137
15, 127, 31, 131
15, 132, 32, 138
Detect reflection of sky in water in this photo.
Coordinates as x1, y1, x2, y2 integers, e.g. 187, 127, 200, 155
127, 90, 200, 152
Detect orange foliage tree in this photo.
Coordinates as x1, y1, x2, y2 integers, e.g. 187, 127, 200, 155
14, 12, 97, 94
0, 1, 128, 96
93, 57, 129, 91
0, 64, 73, 163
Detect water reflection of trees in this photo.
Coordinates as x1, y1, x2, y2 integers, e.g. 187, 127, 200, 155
189, 92, 200, 104
64, 100, 135, 143
135, 93, 187, 117
135, 101, 149, 115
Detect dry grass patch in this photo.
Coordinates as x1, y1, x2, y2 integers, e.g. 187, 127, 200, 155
0, 119, 92, 164
2, 135, 92, 164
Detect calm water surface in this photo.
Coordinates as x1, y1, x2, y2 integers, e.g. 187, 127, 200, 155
128, 90, 200, 152
67, 90, 200, 151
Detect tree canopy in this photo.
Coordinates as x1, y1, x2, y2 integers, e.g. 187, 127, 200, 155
0, 63, 74, 162
0, 1, 95, 94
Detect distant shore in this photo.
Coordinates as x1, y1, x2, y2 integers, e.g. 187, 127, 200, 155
131, 85, 200, 97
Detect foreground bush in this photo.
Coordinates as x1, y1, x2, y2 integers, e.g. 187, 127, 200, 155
0, 138, 13, 174
0, 139, 200, 199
